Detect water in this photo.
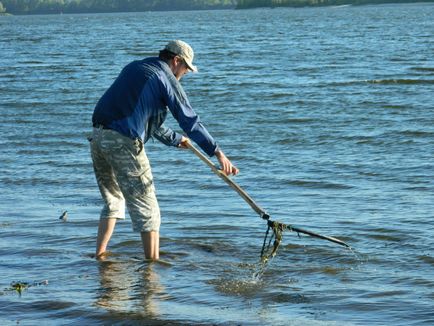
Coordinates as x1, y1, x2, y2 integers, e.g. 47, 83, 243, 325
1, 3, 433, 325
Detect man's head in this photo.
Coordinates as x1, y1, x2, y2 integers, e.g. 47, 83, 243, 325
159, 40, 197, 80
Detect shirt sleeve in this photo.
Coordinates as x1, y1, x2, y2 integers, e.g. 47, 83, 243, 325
152, 123, 183, 147
160, 73, 218, 156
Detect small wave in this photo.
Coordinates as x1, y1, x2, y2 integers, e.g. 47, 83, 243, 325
125, 51, 156, 57
361, 227, 408, 243
417, 255, 434, 266
264, 292, 310, 304
8, 36, 51, 43
403, 186, 431, 191
284, 179, 353, 190
382, 104, 408, 110
18, 60, 45, 65
274, 138, 301, 145
409, 67, 434, 74
366, 233, 403, 242
29, 300, 76, 310
398, 130, 433, 138
16, 149, 51, 155
362, 290, 409, 299
314, 78, 434, 87
265, 93, 293, 100
331, 4, 351, 8
321, 266, 347, 275
26, 140, 86, 148
0, 176, 66, 186
343, 129, 433, 143
267, 117, 314, 125
282, 117, 314, 123
366, 79, 434, 85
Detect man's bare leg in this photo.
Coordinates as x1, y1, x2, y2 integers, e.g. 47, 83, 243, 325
141, 231, 159, 260
96, 218, 117, 258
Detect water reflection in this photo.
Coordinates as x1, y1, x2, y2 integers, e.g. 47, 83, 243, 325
95, 258, 164, 318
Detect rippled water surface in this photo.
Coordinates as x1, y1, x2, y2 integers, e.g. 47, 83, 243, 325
1, 4, 433, 325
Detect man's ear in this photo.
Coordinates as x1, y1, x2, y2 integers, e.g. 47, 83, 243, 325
168, 56, 177, 70
173, 56, 182, 67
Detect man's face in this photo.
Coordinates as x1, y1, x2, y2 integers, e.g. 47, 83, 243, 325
171, 56, 190, 81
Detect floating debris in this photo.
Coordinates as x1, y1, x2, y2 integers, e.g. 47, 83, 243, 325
5, 280, 49, 296
59, 211, 68, 221
10, 282, 30, 295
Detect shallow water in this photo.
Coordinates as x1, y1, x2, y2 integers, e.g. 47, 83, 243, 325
0, 4, 433, 325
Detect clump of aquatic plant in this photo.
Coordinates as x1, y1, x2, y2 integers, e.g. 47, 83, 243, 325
5, 280, 49, 296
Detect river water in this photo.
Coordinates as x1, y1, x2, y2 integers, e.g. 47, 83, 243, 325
0, 3, 433, 325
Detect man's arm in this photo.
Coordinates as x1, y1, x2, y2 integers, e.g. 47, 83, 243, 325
160, 72, 218, 156
152, 123, 182, 147
159, 69, 238, 175
178, 136, 239, 176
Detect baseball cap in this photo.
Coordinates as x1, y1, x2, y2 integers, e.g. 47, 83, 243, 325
164, 40, 198, 72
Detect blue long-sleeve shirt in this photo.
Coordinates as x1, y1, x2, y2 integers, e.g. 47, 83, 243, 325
92, 57, 218, 156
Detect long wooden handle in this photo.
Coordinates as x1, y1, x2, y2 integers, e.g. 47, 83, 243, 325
187, 141, 352, 249
186, 141, 269, 219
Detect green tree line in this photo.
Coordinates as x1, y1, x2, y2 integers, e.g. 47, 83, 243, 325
0, 0, 237, 14
236, 0, 433, 8
0, 0, 431, 14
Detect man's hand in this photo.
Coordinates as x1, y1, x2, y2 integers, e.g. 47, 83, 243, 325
178, 136, 190, 149
215, 149, 239, 176
180, 137, 239, 176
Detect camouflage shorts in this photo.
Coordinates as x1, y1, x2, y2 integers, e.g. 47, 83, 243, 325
89, 127, 161, 233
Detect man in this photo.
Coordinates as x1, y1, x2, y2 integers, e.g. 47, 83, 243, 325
90, 40, 238, 260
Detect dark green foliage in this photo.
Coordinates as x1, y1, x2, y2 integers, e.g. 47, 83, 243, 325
236, 0, 434, 8
1, 0, 431, 14
0, 0, 237, 14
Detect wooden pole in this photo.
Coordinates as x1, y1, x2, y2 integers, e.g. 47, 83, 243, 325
186, 141, 269, 219
186, 141, 351, 249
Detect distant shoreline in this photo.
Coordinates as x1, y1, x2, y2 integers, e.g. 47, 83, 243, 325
236, 0, 434, 9
0, 0, 432, 16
